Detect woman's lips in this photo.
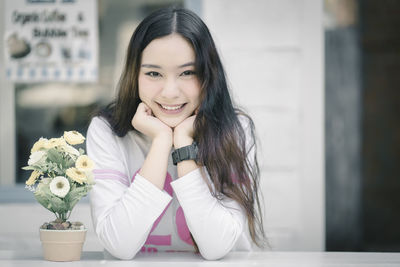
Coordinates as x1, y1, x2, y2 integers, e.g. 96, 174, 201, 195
157, 103, 186, 114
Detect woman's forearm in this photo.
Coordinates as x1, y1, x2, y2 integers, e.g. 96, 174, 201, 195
139, 133, 172, 190
91, 177, 172, 259
171, 168, 246, 260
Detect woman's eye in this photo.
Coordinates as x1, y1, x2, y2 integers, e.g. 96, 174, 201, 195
181, 70, 196, 76
145, 71, 161, 78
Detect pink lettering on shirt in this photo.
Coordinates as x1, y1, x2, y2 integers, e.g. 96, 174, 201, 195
132, 170, 173, 247
132, 169, 194, 250
175, 206, 194, 245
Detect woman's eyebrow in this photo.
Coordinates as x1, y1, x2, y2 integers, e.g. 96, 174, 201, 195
178, 62, 195, 68
141, 64, 161, 69
141, 62, 195, 69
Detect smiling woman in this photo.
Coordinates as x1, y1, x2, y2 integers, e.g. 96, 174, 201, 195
86, 6, 265, 260
138, 33, 201, 128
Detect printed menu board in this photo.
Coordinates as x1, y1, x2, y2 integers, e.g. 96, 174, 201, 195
4, 0, 98, 82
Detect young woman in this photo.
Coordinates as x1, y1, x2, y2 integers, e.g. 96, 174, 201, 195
87, 7, 266, 260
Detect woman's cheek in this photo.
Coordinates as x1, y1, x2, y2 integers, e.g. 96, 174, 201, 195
139, 77, 158, 100
181, 79, 200, 98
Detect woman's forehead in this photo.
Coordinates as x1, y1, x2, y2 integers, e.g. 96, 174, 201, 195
141, 34, 195, 68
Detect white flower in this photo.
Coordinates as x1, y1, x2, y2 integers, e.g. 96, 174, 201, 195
49, 176, 70, 198
62, 144, 80, 156
28, 151, 46, 166
25, 184, 36, 192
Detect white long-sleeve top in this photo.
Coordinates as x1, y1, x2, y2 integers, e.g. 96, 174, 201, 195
86, 116, 254, 260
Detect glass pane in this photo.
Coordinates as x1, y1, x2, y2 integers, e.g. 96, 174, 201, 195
15, 83, 99, 183
14, 0, 183, 184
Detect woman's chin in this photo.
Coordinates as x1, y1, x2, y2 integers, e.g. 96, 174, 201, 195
158, 116, 185, 128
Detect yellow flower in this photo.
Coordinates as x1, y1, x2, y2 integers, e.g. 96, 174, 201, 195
26, 170, 42, 186
48, 137, 67, 148
31, 138, 49, 153
64, 131, 85, 145
66, 167, 87, 184
75, 155, 94, 171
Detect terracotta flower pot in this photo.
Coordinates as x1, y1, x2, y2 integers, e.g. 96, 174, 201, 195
39, 228, 87, 261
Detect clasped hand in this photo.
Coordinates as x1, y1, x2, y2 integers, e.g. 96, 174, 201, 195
131, 102, 196, 149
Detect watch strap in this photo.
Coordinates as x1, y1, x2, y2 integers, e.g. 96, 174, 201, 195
172, 142, 198, 165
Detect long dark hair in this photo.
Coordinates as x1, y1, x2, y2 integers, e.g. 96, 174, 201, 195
99, 6, 266, 249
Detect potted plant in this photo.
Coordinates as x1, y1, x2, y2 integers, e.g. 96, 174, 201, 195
23, 130, 95, 261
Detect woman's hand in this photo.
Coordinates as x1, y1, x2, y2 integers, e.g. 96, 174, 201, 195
133, 102, 172, 190
131, 102, 173, 144
173, 114, 196, 148
174, 113, 200, 177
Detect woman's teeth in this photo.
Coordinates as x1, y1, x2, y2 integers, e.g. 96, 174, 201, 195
160, 104, 184, 110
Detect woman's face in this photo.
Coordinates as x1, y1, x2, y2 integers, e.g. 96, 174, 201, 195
138, 33, 201, 128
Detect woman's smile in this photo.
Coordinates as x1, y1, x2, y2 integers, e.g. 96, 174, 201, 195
157, 102, 187, 114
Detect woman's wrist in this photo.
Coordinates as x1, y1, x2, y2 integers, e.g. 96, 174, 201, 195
173, 135, 193, 149
140, 133, 172, 190
153, 132, 173, 149
177, 159, 199, 178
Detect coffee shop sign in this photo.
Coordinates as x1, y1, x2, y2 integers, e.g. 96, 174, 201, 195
13, 9, 89, 38
4, 0, 98, 82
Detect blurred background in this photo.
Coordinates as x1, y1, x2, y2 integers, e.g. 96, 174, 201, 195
0, 0, 399, 253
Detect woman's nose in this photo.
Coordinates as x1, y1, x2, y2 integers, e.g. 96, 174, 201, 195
160, 77, 179, 99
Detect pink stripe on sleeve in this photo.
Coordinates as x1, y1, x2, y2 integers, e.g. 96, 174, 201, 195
93, 169, 129, 180
93, 169, 130, 187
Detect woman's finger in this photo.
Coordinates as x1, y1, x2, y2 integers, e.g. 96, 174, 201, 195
136, 102, 150, 116
139, 102, 154, 116
136, 102, 146, 113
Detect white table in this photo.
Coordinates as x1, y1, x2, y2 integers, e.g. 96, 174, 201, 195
1, 250, 400, 266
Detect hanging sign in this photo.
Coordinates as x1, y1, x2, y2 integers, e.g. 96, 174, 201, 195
4, 0, 98, 82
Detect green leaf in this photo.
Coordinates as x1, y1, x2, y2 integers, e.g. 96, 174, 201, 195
34, 184, 54, 213
64, 186, 89, 211
22, 166, 36, 171
79, 148, 85, 155
64, 156, 75, 169
47, 148, 63, 165
34, 182, 68, 214
44, 162, 59, 176
50, 195, 68, 214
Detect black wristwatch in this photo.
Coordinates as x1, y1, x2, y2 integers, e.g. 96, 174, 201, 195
172, 141, 198, 165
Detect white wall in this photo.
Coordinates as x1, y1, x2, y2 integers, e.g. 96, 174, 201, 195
202, 0, 324, 250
